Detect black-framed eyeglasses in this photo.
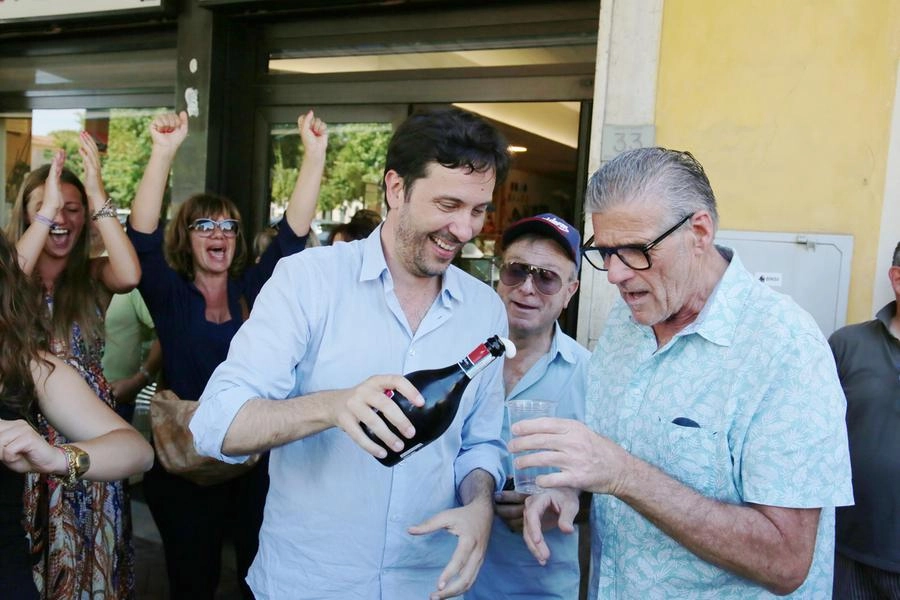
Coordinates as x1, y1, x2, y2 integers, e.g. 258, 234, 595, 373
188, 218, 240, 238
499, 261, 564, 295
581, 212, 695, 271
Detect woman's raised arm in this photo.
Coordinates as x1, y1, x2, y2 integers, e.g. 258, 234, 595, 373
284, 110, 328, 237
130, 111, 189, 234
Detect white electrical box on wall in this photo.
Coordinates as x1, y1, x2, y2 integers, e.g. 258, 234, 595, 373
715, 231, 854, 338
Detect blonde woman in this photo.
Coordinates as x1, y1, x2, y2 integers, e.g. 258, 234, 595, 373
6, 132, 141, 599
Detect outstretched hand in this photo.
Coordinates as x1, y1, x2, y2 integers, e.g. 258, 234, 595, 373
325, 375, 424, 459
521, 487, 580, 565
150, 111, 189, 153
298, 109, 328, 156
408, 499, 493, 599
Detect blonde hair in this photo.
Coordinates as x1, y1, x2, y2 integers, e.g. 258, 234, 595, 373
6, 165, 104, 353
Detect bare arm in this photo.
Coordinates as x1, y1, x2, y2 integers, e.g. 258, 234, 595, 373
130, 112, 188, 234
459, 467, 496, 509
615, 455, 819, 596
14, 150, 65, 275
511, 418, 819, 595
0, 353, 154, 480
283, 110, 328, 236
81, 131, 140, 293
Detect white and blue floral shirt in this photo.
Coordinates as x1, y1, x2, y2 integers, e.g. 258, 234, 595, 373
587, 248, 853, 599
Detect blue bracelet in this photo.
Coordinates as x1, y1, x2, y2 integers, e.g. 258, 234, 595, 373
33, 214, 55, 227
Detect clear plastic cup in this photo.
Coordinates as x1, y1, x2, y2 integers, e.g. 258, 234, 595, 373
506, 398, 558, 494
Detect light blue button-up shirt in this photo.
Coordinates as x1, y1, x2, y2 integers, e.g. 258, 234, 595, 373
467, 324, 590, 600
586, 248, 853, 600
191, 228, 508, 599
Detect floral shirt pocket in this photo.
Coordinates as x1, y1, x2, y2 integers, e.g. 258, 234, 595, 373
652, 419, 725, 497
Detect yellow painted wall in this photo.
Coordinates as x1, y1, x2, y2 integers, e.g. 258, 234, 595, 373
655, 1, 900, 323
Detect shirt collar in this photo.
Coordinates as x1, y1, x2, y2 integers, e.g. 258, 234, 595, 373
360, 224, 388, 283
876, 300, 898, 330
358, 223, 465, 305
673, 245, 745, 347
549, 322, 580, 365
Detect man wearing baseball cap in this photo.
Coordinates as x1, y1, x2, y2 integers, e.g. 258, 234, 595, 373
468, 213, 591, 599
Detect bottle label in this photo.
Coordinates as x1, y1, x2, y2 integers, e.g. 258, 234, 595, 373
399, 442, 424, 459
458, 343, 494, 378
466, 344, 491, 364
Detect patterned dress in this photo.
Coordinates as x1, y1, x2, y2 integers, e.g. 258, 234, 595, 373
22, 295, 134, 599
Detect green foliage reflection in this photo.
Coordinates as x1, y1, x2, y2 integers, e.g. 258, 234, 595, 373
270, 122, 390, 214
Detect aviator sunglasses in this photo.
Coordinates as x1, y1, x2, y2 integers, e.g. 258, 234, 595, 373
188, 218, 240, 238
499, 261, 564, 295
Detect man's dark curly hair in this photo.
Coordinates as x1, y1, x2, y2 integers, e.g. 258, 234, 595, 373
382, 107, 510, 202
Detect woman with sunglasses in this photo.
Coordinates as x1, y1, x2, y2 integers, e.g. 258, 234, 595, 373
6, 133, 143, 598
127, 110, 326, 599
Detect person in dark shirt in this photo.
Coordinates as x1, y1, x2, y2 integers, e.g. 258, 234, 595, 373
829, 240, 900, 599
127, 109, 327, 599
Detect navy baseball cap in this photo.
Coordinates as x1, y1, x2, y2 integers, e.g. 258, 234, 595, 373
501, 213, 581, 269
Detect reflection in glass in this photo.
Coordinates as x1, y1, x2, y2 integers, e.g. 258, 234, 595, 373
268, 121, 391, 225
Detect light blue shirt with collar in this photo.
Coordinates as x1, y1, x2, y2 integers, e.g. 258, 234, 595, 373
586, 248, 853, 600
191, 226, 509, 600
467, 323, 590, 600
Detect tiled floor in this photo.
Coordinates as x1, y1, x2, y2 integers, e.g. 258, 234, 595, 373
132, 490, 243, 599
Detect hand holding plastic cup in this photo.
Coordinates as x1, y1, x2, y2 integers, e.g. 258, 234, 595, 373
506, 398, 558, 494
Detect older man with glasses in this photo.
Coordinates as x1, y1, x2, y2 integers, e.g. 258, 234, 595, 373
468, 213, 591, 600
511, 148, 853, 599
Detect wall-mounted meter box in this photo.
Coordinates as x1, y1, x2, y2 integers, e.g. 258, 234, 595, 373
715, 231, 853, 338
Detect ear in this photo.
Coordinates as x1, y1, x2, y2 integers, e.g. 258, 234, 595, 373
688, 210, 716, 253
562, 278, 580, 309
384, 170, 405, 211
889, 265, 900, 297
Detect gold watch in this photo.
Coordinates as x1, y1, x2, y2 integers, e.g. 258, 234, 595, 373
59, 444, 90, 488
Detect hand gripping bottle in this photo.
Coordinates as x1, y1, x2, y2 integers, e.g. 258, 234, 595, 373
364, 335, 516, 466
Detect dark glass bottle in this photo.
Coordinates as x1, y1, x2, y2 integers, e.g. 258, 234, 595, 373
363, 335, 515, 467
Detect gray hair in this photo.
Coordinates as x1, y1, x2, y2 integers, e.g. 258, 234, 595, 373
585, 147, 719, 228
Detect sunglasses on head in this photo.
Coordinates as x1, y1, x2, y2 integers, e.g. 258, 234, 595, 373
188, 218, 240, 238
499, 261, 564, 295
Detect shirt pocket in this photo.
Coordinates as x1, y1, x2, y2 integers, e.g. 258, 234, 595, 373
654, 422, 723, 496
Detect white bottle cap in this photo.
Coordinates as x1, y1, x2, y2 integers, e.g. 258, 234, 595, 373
499, 336, 517, 358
